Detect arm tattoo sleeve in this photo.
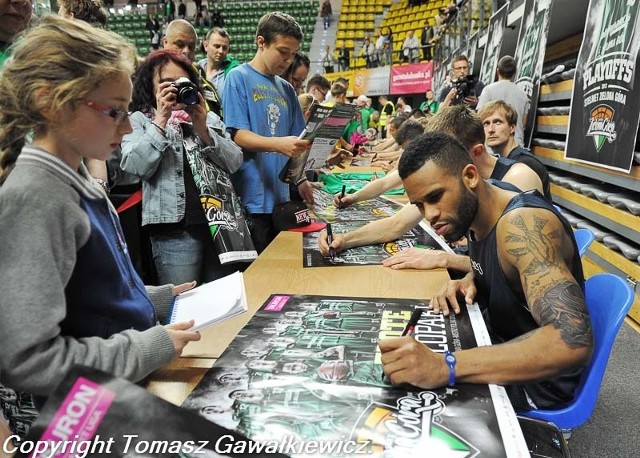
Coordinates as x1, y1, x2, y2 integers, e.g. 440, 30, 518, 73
532, 280, 593, 349
505, 214, 563, 276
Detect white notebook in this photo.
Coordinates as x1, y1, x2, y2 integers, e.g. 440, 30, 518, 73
169, 271, 248, 331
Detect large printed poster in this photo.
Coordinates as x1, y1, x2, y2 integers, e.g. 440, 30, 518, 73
303, 188, 451, 267
565, 0, 640, 172
513, 0, 554, 147
479, 3, 509, 86
303, 221, 449, 267
182, 295, 529, 457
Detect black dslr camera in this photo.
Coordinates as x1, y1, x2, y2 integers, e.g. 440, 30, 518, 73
171, 77, 199, 105
452, 75, 476, 102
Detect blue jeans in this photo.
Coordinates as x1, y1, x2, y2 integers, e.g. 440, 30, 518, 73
324, 14, 330, 29
150, 225, 237, 285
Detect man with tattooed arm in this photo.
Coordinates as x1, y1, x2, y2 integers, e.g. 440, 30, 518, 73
379, 132, 593, 411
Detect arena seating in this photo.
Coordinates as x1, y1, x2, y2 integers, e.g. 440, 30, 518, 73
107, 1, 318, 62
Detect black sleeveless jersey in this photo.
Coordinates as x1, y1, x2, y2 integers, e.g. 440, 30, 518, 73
468, 190, 585, 408
490, 156, 516, 181
508, 146, 552, 201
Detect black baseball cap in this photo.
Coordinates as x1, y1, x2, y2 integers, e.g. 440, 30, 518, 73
272, 201, 326, 233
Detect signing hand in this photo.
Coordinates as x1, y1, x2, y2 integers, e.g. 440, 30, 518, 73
379, 336, 447, 388
333, 191, 356, 208
318, 229, 346, 256
380, 161, 395, 172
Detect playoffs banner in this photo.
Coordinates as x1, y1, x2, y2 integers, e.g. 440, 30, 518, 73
389, 62, 433, 94
565, 0, 640, 172
513, 0, 554, 147
479, 3, 509, 86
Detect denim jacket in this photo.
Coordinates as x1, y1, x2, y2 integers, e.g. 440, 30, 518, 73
120, 111, 243, 226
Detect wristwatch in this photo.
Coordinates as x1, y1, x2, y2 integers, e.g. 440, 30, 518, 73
444, 351, 456, 386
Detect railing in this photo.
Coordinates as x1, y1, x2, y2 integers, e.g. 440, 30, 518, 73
328, 0, 495, 72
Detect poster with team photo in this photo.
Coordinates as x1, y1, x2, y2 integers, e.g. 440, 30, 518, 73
565, 0, 640, 172
479, 3, 509, 86
182, 295, 528, 457
302, 221, 451, 267
311, 188, 403, 224
513, 0, 554, 147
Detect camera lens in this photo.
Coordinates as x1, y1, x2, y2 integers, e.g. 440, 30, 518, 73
178, 87, 198, 105
172, 77, 199, 106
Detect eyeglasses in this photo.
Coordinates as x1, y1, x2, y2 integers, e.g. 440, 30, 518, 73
84, 100, 130, 124
311, 86, 328, 100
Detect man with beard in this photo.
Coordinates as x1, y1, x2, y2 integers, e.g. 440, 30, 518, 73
379, 132, 592, 411
320, 106, 543, 273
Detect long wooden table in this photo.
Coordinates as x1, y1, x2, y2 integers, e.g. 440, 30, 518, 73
145, 169, 533, 457
185, 231, 449, 359
147, 230, 450, 404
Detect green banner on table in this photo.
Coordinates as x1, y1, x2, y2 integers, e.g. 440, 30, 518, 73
319, 173, 404, 196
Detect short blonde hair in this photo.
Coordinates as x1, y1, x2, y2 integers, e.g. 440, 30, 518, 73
297, 93, 315, 112
0, 15, 137, 183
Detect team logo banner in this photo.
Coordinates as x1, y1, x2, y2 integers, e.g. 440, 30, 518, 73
565, 0, 640, 172
513, 0, 555, 147
479, 3, 509, 86
389, 62, 434, 94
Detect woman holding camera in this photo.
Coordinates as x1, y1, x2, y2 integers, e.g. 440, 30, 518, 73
121, 49, 243, 286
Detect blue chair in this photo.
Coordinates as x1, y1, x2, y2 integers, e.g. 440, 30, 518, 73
573, 228, 595, 257
521, 273, 634, 430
